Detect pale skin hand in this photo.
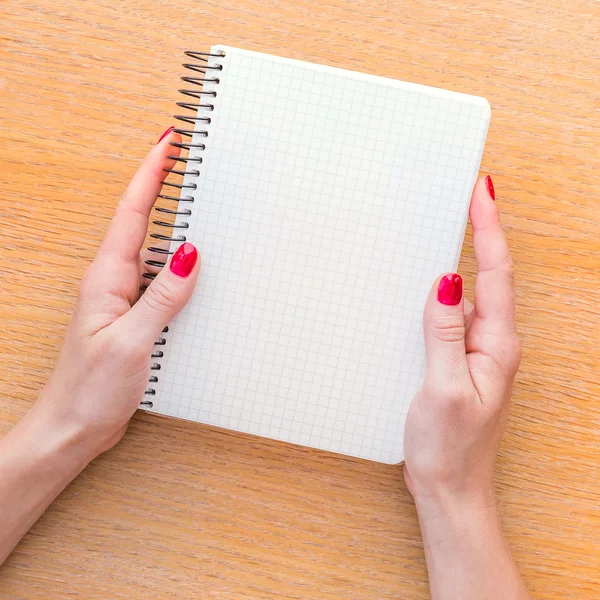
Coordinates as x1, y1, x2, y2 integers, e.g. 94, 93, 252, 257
0, 128, 201, 564
404, 176, 530, 600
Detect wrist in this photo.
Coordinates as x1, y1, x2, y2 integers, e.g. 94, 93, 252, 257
0, 396, 94, 562
412, 483, 497, 527
411, 484, 529, 600
20, 400, 98, 476
413, 489, 501, 555
417, 499, 501, 572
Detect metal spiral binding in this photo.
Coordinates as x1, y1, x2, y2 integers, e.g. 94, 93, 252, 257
140, 49, 225, 407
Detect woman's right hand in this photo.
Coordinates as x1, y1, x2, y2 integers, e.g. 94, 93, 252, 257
403, 176, 529, 600
404, 175, 521, 516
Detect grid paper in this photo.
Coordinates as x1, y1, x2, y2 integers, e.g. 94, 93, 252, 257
150, 45, 490, 464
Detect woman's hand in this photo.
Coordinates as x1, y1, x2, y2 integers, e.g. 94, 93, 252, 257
404, 176, 529, 600
36, 127, 201, 460
404, 175, 520, 512
0, 127, 201, 564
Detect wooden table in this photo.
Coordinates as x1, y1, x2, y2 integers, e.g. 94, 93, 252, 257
1, 1, 599, 598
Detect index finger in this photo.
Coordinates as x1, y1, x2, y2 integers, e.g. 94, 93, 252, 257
98, 128, 183, 263
471, 175, 517, 332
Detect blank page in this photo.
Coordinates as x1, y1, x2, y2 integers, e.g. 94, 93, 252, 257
150, 45, 490, 463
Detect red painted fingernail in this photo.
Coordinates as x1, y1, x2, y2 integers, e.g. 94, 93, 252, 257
438, 274, 463, 306
170, 242, 198, 278
485, 175, 496, 201
157, 126, 175, 144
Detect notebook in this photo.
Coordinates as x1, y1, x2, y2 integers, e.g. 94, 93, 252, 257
143, 45, 490, 464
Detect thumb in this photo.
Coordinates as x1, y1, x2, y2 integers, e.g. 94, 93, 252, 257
124, 242, 200, 345
423, 273, 470, 389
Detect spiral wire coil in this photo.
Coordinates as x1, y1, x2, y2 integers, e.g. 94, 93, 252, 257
140, 49, 225, 407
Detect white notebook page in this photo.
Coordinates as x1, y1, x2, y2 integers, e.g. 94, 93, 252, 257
150, 45, 490, 463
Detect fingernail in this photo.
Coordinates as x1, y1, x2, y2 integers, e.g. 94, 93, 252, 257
438, 274, 463, 306
485, 175, 496, 201
157, 126, 175, 144
170, 242, 198, 278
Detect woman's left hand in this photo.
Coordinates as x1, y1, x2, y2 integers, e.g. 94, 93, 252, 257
37, 127, 201, 460
0, 127, 202, 564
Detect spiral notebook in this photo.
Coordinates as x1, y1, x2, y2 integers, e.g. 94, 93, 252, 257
143, 45, 490, 464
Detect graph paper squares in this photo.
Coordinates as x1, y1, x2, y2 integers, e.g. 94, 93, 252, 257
151, 46, 490, 463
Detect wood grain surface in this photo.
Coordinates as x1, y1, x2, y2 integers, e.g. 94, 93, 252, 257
1, 1, 599, 598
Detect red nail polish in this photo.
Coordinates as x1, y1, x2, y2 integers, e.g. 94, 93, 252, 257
157, 126, 175, 144
485, 175, 496, 201
170, 242, 198, 278
438, 274, 463, 306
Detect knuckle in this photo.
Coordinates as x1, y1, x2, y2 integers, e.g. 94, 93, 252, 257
115, 195, 131, 214
108, 331, 149, 364
486, 333, 522, 377
424, 380, 472, 412
497, 253, 515, 275
428, 314, 466, 343
78, 265, 97, 299
502, 335, 522, 374
483, 253, 514, 280
503, 255, 515, 278
114, 197, 126, 213
116, 194, 146, 220
497, 255, 516, 289
442, 389, 466, 410
143, 279, 181, 313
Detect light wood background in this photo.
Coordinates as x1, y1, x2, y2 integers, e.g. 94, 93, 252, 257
1, 0, 599, 598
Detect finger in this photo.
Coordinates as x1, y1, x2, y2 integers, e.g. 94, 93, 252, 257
423, 273, 470, 388
98, 127, 182, 263
470, 175, 517, 332
120, 242, 200, 345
